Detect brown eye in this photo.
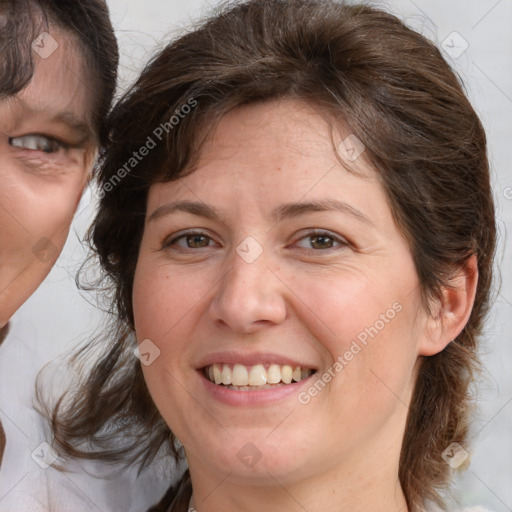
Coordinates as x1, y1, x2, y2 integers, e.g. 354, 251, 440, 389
164, 232, 216, 251
294, 231, 348, 251
185, 234, 211, 248
309, 235, 335, 249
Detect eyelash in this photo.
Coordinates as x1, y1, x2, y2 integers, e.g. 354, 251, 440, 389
292, 229, 349, 252
163, 231, 217, 251
9, 134, 68, 155
162, 229, 349, 253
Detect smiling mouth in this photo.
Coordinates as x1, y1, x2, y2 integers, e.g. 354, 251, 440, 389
203, 363, 315, 391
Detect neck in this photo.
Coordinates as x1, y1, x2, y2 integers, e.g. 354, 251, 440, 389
188, 435, 408, 512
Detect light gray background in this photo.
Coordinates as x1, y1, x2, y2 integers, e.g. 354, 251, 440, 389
0, 1, 510, 511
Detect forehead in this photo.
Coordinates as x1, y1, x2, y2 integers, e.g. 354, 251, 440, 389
187, 99, 375, 185
149, 100, 388, 219
7, 27, 95, 137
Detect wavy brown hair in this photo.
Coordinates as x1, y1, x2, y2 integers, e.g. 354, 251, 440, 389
45, 1, 496, 511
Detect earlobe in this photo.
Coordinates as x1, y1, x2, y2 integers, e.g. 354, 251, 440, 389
419, 255, 478, 356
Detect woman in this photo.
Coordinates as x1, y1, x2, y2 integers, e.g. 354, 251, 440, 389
49, 1, 496, 511
0, 0, 118, 473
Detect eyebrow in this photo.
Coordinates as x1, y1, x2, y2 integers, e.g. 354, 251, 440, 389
11, 97, 93, 142
148, 201, 223, 223
148, 199, 374, 227
273, 200, 374, 227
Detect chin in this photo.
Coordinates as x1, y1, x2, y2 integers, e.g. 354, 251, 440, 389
187, 430, 315, 484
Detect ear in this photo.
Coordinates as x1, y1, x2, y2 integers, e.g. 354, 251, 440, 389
419, 255, 478, 356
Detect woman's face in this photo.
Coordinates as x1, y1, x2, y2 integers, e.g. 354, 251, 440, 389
0, 30, 95, 326
133, 100, 433, 488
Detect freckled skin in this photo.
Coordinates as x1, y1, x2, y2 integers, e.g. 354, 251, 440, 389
132, 100, 457, 512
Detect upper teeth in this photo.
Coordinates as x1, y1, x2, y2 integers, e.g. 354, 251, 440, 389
206, 363, 312, 387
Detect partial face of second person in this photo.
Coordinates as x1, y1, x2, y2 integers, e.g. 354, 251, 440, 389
0, 27, 96, 326
133, 100, 450, 496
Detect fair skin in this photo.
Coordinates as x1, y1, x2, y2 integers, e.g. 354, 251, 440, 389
0, 28, 96, 327
133, 100, 477, 512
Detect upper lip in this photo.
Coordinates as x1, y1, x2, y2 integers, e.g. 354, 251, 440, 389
195, 352, 317, 370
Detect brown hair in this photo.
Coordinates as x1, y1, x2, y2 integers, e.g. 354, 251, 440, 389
0, 0, 119, 144
46, 1, 496, 511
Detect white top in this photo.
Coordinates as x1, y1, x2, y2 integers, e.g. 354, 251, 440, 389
0, 318, 180, 512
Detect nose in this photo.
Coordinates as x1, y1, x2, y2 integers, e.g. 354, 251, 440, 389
208, 251, 287, 334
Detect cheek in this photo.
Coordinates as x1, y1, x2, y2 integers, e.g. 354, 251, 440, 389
0, 171, 85, 238
323, 297, 421, 424
133, 260, 214, 341
283, 269, 400, 351
32, 184, 85, 252
133, 266, 178, 336
286, 265, 421, 396
134, 266, 206, 434
0, 176, 85, 323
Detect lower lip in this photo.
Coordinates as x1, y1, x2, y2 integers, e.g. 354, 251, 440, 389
198, 371, 314, 406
